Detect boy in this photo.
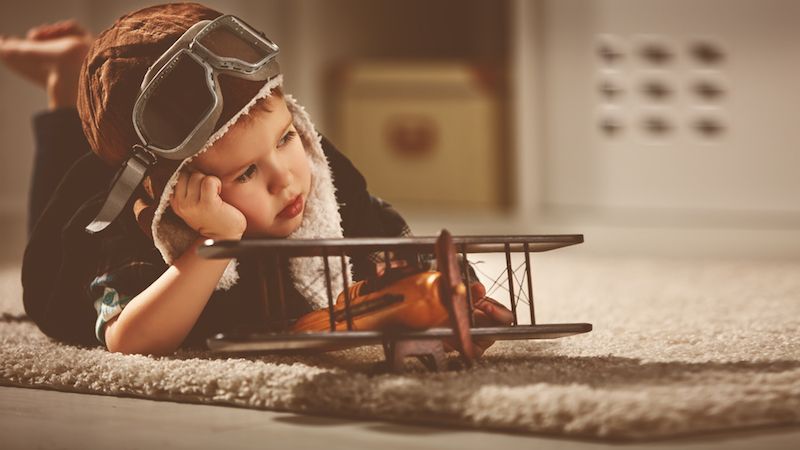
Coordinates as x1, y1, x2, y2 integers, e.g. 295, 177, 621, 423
3, 3, 511, 356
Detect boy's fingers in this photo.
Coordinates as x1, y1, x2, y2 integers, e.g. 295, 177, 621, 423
473, 296, 514, 325
200, 176, 221, 204
186, 171, 205, 203
171, 172, 183, 204
176, 171, 190, 201
170, 180, 183, 212
175, 171, 194, 208
469, 281, 486, 300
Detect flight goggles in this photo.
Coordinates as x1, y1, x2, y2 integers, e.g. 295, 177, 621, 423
86, 15, 281, 233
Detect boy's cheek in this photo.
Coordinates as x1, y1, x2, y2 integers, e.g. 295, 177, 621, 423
219, 186, 251, 212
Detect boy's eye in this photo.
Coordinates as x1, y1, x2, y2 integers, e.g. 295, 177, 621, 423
278, 130, 297, 148
235, 164, 257, 183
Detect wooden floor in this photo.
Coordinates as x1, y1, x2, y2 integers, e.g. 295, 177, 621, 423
2, 386, 799, 450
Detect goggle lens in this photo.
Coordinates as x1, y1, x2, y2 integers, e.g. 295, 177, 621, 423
140, 52, 215, 149
197, 24, 270, 65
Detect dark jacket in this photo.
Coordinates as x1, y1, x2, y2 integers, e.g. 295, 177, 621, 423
22, 109, 410, 348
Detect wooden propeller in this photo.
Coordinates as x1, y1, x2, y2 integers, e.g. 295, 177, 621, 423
435, 229, 476, 365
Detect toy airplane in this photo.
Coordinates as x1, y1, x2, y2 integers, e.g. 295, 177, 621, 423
198, 230, 591, 371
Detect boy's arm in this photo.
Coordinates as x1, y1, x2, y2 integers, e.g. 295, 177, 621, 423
104, 238, 233, 355
105, 170, 246, 355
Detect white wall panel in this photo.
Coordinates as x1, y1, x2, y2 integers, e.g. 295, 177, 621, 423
542, 0, 800, 218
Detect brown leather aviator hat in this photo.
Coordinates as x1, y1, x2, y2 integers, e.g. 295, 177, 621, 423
76, 2, 349, 303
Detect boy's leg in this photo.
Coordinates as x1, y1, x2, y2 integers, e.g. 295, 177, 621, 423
0, 21, 93, 232
29, 109, 93, 234
0, 20, 90, 109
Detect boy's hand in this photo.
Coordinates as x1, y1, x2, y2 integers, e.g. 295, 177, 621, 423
170, 171, 246, 241
443, 281, 514, 358
469, 282, 515, 355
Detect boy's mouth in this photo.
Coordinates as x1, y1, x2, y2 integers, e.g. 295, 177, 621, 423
277, 194, 304, 219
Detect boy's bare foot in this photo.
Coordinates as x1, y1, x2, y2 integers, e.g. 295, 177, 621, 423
0, 20, 91, 109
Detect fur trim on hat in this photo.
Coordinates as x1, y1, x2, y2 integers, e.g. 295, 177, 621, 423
151, 75, 350, 309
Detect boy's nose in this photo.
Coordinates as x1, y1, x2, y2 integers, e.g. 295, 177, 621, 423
266, 164, 292, 195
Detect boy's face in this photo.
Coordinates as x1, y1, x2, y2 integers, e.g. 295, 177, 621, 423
191, 95, 311, 238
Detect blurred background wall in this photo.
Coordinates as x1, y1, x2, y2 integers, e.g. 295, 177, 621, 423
1, 0, 798, 263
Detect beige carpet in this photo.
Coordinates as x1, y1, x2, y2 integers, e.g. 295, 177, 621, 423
1, 253, 799, 440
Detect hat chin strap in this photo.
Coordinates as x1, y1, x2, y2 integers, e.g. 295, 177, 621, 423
85, 146, 156, 234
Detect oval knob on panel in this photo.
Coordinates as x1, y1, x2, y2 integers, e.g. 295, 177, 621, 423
642, 115, 673, 136
641, 79, 672, 101
640, 43, 673, 65
693, 116, 726, 138
691, 78, 726, 102
596, 34, 626, 65
690, 41, 725, 65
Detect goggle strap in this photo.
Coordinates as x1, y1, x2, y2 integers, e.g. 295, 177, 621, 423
85, 146, 156, 234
